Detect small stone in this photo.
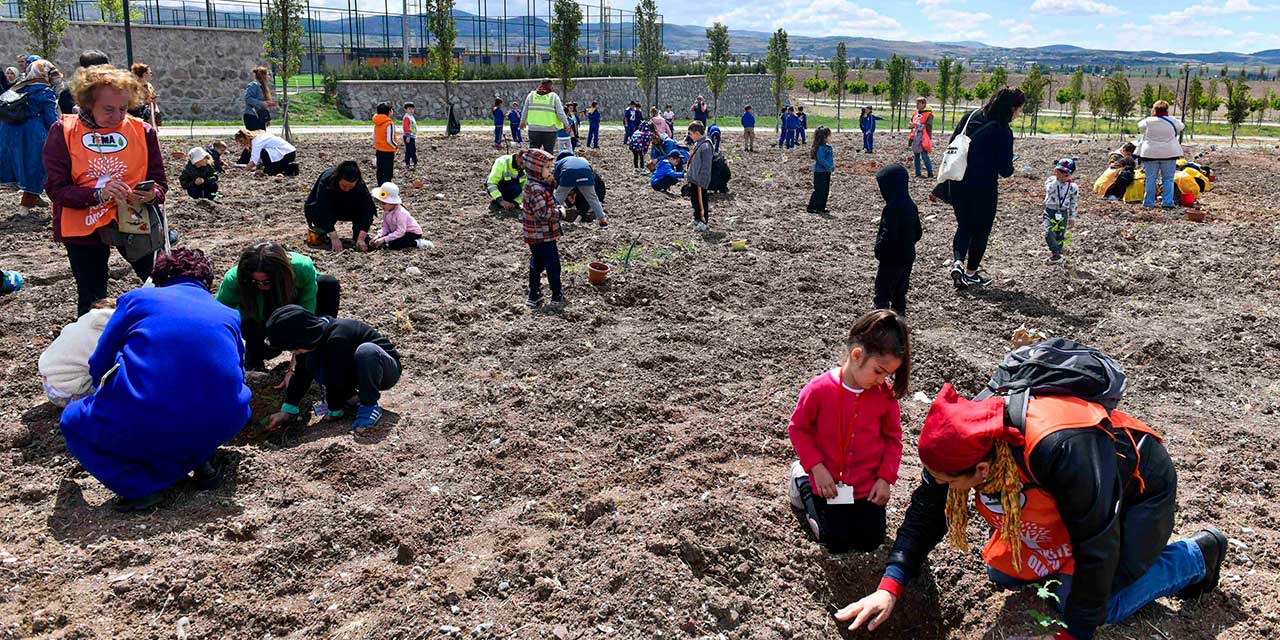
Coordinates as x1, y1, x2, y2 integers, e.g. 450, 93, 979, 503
175, 616, 191, 639
474, 621, 494, 634
438, 624, 460, 635
552, 624, 569, 640
435, 193, 446, 200
1229, 538, 1248, 551
450, 605, 460, 614
405, 266, 423, 276
18, 484, 49, 503
498, 580, 510, 591
912, 391, 931, 404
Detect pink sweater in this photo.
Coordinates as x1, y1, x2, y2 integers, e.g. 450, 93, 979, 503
377, 205, 422, 242
787, 368, 903, 498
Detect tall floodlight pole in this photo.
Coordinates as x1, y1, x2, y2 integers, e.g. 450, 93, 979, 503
123, 0, 135, 65
403, 0, 410, 64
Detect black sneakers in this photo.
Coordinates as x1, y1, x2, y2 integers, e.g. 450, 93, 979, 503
962, 271, 993, 288
950, 261, 965, 288
193, 460, 223, 491
1178, 527, 1228, 599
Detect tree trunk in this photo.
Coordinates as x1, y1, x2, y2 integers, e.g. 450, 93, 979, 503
836, 94, 841, 132
282, 83, 292, 142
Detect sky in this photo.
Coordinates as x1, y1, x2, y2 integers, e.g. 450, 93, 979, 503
661, 0, 1280, 54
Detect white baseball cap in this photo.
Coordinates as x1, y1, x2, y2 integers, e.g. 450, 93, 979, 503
373, 182, 401, 205
187, 147, 210, 164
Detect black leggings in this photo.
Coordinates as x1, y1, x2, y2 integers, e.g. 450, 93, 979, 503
792, 473, 887, 553
951, 193, 998, 272
242, 274, 341, 369
632, 149, 646, 169
384, 232, 421, 250
261, 150, 297, 176
808, 171, 831, 211
65, 242, 154, 317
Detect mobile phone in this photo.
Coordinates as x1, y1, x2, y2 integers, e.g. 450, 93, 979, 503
135, 180, 156, 192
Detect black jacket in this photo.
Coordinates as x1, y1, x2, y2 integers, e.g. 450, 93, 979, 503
949, 109, 1015, 195
267, 306, 400, 408
886, 412, 1176, 640
303, 166, 376, 234
874, 164, 922, 265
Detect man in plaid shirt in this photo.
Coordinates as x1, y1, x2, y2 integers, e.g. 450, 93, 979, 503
521, 149, 564, 308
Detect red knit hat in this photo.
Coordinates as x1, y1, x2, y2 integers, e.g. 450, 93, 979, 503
918, 383, 1022, 474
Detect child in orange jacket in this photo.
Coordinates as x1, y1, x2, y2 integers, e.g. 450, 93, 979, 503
373, 101, 398, 185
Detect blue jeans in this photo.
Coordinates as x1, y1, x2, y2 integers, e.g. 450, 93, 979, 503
913, 151, 933, 177
986, 539, 1205, 626
1143, 159, 1177, 208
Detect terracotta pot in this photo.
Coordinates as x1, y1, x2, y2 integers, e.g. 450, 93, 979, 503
413, 180, 425, 189
587, 261, 610, 285
1185, 210, 1206, 223
170, 151, 184, 160
318, 152, 329, 160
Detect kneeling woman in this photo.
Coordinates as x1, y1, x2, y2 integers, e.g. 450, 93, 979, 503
215, 241, 340, 370
59, 248, 252, 511
837, 383, 1228, 640
234, 127, 297, 176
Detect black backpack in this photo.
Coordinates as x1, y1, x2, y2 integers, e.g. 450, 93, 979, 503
973, 338, 1127, 429
0, 92, 30, 124
709, 151, 731, 192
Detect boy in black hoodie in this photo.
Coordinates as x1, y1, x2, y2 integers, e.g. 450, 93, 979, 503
263, 305, 401, 431
873, 164, 923, 316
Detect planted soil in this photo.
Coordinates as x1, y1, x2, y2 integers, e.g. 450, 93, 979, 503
1, 130, 1278, 639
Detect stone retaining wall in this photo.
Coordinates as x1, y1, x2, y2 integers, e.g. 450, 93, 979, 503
1, 20, 267, 122
336, 74, 775, 122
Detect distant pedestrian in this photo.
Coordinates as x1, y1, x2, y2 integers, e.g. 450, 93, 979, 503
807, 126, 833, 214
372, 101, 398, 185
402, 102, 418, 169
492, 98, 506, 149
586, 100, 601, 148
508, 101, 523, 146
741, 105, 756, 152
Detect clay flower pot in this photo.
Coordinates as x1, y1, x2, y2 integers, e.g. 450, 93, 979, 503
170, 151, 185, 160
587, 261, 610, 285
318, 152, 329, 160
414, 180, 425, 189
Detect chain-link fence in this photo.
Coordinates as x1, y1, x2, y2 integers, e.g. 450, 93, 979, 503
1, 0, 662, 90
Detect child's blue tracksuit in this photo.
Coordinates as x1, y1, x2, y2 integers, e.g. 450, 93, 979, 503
623, 108, 640, 144
587, 109, 601, 148
493, 107, 505, 146
509, 109, 523, 144
860, 114, 883, 153
650, 158, 685, 191
781, 113, 797, 148
797, 112, 807, 144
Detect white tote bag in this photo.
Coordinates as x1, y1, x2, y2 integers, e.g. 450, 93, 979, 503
936, 110, 977, 183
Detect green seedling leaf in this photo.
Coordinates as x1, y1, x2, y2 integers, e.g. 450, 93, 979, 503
1035, 579, 1062, 605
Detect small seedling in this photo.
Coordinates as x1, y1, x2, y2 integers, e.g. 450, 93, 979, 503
1024, 579, 1065, 633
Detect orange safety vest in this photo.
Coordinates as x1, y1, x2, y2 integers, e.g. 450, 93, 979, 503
59, 114, 150, 238
373, 114, 396, 153
974, 395, 1160, 581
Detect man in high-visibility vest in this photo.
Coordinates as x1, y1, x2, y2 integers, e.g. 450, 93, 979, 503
519, 79, 570, 154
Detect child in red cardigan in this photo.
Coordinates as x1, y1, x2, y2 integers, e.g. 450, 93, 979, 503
787, 309, 911, 553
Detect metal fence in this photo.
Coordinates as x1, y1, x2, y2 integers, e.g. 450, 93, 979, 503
1, 0, 662, 89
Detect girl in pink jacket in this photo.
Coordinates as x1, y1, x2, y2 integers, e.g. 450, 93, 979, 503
370, 182, 428, 250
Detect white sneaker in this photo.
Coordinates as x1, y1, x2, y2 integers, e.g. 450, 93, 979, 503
786, 461, 807, 510
695, 222, 709, 233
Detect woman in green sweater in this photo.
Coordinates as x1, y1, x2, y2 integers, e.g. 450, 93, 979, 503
215, 242, 340, 370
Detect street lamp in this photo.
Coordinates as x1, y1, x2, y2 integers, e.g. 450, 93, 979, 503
123, 0, 135, 66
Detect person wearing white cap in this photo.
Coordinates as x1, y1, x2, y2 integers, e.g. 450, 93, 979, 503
179, 147, 219, 200
370, 182, 428, 250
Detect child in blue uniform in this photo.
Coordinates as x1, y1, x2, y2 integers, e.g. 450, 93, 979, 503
492, 98, 506, 149
797, 106, 808, 145
508, 102, 523, 147
859, 106, 884, 153
707, 123, 721, 152
741, 105, 756, 152
623, 101, 641, 144
586, 101, 601, 149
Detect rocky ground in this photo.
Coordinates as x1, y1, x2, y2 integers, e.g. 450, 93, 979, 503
0, 130, 1278, 639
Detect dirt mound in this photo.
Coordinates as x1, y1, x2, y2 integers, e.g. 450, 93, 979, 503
0, 131, 1276, 639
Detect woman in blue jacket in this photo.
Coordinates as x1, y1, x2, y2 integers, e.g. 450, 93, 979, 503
242, 66, 275, 130
0, 59, 60, 215
59, 248, 252, 512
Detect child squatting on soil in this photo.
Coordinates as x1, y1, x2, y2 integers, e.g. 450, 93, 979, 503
264, 305, 402, 432
521, 149, 565, 309
38, 298, 116, 407
180, 147, 220, 200
787, 310, 910, 553
873, 164, 923, 317
1044, 158, 1080, 266
370, 182, 430, 250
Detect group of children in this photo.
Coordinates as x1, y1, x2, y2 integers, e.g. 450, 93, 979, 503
491, 98, 603, 151
776, 105, 808, 149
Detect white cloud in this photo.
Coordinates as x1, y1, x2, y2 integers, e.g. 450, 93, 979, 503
707, 1, 904, 38
1029, 0, 1122, 16
930, 8, 991, 22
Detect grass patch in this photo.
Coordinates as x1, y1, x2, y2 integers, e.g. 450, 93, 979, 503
586, 238, 699, 272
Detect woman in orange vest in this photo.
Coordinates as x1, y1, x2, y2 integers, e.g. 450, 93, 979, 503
44, 64, 168, 317
836, 383, 1227, 640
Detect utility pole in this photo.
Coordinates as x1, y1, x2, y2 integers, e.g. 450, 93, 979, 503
1179, 64, 1190, 143
402, 0, 409, 64
123, 0, 135, 66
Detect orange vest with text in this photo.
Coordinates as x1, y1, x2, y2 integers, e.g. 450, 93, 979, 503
974, 395, 1160, 581
59, 114, 150, 238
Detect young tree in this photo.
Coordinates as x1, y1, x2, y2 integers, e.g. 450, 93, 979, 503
973, 75, 992, 102
1185, 77, 1203, 138
990, 65, 1008, 89
704, 22, 731, 122
262, 0, 305, 141
633, 0, 662, 108
950, 61, 965, 115
1018, 64, 1049, 136
21, 0, 72, 60
1067, 68, 1084, 134
1250, 95, 1268, 133
829, 41, 850, 132
1271, 91, 1280, 125
765, 28, 790, 131
1140, 83, 1156, 112
1086, 77, 1104, 139
426, 0, 458, 131
935, 57, 953, 130
873, 58, 884, 70
1223, 73, 1251, 145
802, 75, 827, 102
1104, 72, 1136, 137
548, 0, 582, 100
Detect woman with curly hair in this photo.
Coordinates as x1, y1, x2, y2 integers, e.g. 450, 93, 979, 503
44, 63, 169, 317
59, 247, 251, 512
834, 381, 1228, 640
